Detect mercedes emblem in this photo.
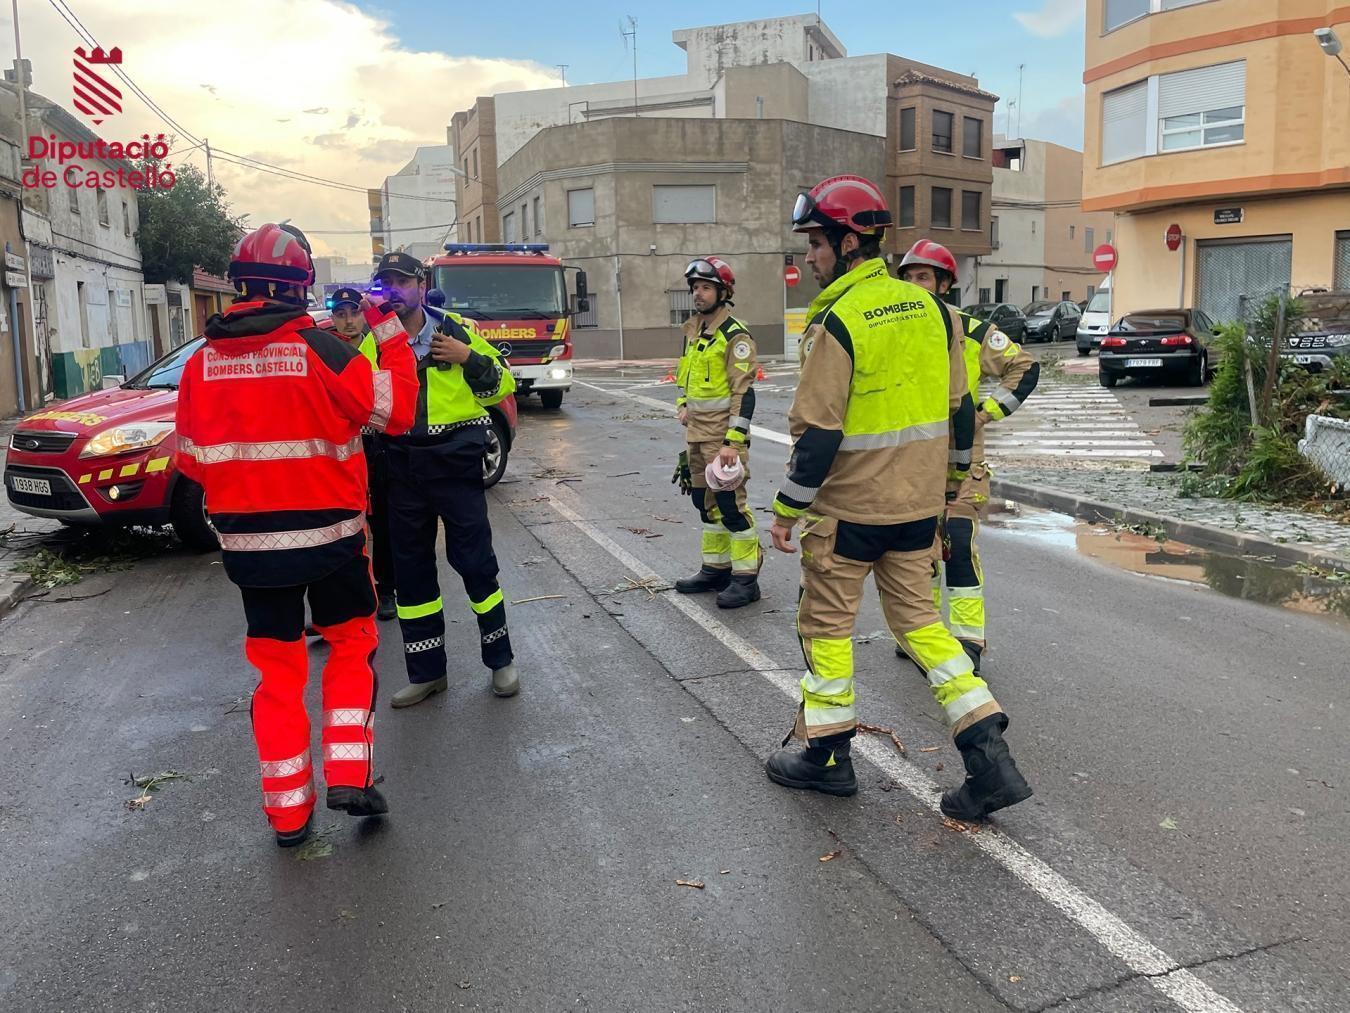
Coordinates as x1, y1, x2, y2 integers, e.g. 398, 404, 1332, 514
498, 342, 513, 357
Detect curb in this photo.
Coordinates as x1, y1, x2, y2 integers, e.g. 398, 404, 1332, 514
0, 572, 34, 618
991, 477, 1350, 575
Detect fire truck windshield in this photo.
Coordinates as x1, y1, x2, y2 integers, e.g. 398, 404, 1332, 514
433, 265, 567, 319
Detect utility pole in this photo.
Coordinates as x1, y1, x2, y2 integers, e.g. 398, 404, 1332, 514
1016, 64, 1025, 138
621, 16, 638, 115
10, 0, 27, 152
556, 64, 568, 86
204, 137, 214, 188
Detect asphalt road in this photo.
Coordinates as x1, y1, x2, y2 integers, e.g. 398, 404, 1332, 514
0, 376, 1346, 1012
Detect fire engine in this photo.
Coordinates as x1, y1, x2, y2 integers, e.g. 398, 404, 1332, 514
423, 243, 588, 410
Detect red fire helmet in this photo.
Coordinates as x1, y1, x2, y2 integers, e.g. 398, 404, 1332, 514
791, 175, 891, 236
228, 223, 316, 288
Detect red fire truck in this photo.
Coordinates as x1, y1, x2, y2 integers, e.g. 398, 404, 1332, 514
424, 244, 588, 410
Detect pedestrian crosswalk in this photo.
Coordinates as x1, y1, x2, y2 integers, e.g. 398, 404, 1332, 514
982, 380, 1163, 463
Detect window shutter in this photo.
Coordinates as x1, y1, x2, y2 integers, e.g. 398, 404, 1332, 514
1101, 81, 1147, 165
1158, 61, 1244, 119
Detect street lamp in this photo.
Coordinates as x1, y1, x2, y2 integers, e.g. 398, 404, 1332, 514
1313, 27, 1350, 75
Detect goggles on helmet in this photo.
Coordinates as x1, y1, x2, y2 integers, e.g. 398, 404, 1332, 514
791, 192, 818, 229
685, 259, 720, 283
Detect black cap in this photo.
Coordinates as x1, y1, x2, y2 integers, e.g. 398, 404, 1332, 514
373, 251, 424, 280
329, 286, 362, 309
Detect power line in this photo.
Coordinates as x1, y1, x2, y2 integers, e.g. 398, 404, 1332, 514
306, 220, 457, 235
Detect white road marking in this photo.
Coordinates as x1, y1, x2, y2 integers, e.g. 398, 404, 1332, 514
545, 489, 1244, 1013
575, 380, 791, 446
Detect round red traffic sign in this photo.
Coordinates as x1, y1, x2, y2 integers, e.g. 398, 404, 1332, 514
784, 264, 801, 287
1165, 223, 1182, 251
1091, 243, 1117, 272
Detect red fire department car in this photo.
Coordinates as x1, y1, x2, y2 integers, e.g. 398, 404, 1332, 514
4, 336, 516, 550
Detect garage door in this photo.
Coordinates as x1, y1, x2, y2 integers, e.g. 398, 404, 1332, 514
1195, 236, 1292, 325
1336, 231, 1350, 291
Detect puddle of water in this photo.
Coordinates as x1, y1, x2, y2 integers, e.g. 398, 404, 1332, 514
986, 504, 1350, 626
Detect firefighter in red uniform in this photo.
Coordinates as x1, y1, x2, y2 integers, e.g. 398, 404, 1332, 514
175, 223, 418, 847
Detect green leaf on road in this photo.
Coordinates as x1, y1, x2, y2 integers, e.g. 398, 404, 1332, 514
1159, 817, 1178, 830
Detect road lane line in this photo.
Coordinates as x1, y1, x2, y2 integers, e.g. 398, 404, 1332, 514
545, 486, 1243, 1013
575, 380, 791, 446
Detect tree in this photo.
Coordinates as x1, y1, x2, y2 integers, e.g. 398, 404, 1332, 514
135, 162, 244, 284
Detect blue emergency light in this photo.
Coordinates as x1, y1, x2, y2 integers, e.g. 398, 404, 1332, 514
444, 243, 551, 254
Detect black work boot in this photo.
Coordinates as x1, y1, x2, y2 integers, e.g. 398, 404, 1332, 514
327, 784, 389, 817
940, 714, 1032, 821
275, 814, 313, 848
960, 640, 983, 676
675, 566, 731, 594
376, 592, 397, 622
716, 573, 761, 609
765, 740, 857, 797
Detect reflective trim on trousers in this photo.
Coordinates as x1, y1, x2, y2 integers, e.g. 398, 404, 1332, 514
405, 635, 445, 654
948, 585, 984, 600
397, 596, 443, 621
324, 707, 371, 728
839, 420, 948, 452
482, 625, 509, 645
469, 588, 504, 615
185, 434, 362, 465
801, 701, 857, 731
777, 476, 819, 503
701, 523, 731, 565
802, 670, 853, 698
950, 623, 985, 640
927, 654, 974, 687
262, 780, 314, 810
943, 684, 996, 725
369, 370, 394, 431
686, 395, 731, 410
730, 529, 759, 572
218, 516, 366, 552
324, 741, 371, 763
259, 749, 311, 779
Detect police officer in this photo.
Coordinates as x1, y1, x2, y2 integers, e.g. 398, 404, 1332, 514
672, 256, 762, 608
764, 176, 1032, 823
897, 241, 1039, 675
371, 251, 520, 707
329, 286, 397, 621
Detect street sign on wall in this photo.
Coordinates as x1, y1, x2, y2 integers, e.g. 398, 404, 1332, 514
1214, 207, 1244, 225
1165, 224, 1183, 251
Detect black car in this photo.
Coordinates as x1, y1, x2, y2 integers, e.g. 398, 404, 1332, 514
962, 303, 1027, 341
1098, 308, 1220, 387
1281, 292, 1350, 373
1022, 300, 1082, 342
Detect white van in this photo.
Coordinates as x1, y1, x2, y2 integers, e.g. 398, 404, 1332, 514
1076, 275, 1112, 355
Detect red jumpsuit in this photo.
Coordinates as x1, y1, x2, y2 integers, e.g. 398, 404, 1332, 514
176, 299, 417, 833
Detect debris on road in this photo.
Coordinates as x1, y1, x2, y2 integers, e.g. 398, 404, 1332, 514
621, 526, 663, 539
918, 746, 941, 753
941, 816, 984, 835
512, 595, 566, 605
125, 770, 191, 810
601, 575, 670, 599
675, 879, 705, 889
857, 721, 908, 756
296, 824, 341, 861
819, 850, 842, 863
1159, 817, 1178, 830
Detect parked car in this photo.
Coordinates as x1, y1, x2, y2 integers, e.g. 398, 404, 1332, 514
1077, 278, 1112, 355
1097, 308, 1221, 388
1022, 300, 1082, 342
4, 336, 517, 548
1281, 291, 1350, 374
962, 302, 1027, 341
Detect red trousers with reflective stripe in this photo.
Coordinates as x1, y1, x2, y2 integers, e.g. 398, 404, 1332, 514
240, 553, 378, 833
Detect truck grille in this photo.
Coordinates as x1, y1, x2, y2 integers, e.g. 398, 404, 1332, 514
489, 339, 555, 360
10, 430, 77, 454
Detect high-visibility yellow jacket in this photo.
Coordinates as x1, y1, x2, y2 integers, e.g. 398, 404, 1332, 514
391, 307, 515, 442
773, 258, 975, 526
675, 306, 757, 445
955, 310, 1039, 464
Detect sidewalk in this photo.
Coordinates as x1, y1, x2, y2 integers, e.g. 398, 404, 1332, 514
995, 464, 1350, 572
0, 415, 63, 613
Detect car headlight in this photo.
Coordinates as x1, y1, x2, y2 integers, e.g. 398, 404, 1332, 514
80, 421, 175, 458
549, 367, 569, 379
1323, 333, 1350, 347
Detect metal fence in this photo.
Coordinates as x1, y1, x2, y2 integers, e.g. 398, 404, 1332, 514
1196, 238, 1293, 326
570, 293, 598, 328
667, 288, 696, 327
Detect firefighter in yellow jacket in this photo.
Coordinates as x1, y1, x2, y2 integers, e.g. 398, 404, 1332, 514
765, 176, 1032, 822
672, 257, 762, 609
898, 240, 1040, 675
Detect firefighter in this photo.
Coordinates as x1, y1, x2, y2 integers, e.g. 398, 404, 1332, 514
672, 257, 762, 608
764, 177, 1032, 822
329, 286, 397, 621
897, 240, 1039, 674
370, 252, 520, 708
175, 224, 419, 847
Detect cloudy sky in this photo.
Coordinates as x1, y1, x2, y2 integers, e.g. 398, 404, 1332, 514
8, 0, 1086, 262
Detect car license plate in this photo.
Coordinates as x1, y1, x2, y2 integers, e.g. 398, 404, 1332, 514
1125, 357, 1162, 368
510, 369, 523, 379
9, 476, 51, 496
1294, 354, 1315, 365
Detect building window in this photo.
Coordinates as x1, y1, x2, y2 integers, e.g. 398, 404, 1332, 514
899, 107, 916, 151
1102, 80, 1147, 165
961, 190, 981, 231
1085, 226, 1095, 252
463, 158, 470, 180
475, 215, 482, 241
652, 184, 715, 224
1335, 231, 1350, 291
1106, 0, 1208, 31
471, 148, 478, 179
1106, 230, 1113, 245
991, 215, 1000, 250
533, 195, 543, 235
899, 185, 915, 228
122, 200, 131, 237
1159, 61, 1245, 151
96, 187, 110, 226
521, 202, 529, 237
668, 288, 696, 326
1070, 225, 1076, 240
962, 117, 982, 158
1031, 286, 1040, 302
979, 287, 991, 303
568, 187, 595, 227
931, 187, 952, 229
932, 110, 954, 153
503, 211, 516, 243
68, 185, 79, 214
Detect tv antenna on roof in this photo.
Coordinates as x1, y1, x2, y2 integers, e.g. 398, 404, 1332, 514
619, 16, 638, 115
